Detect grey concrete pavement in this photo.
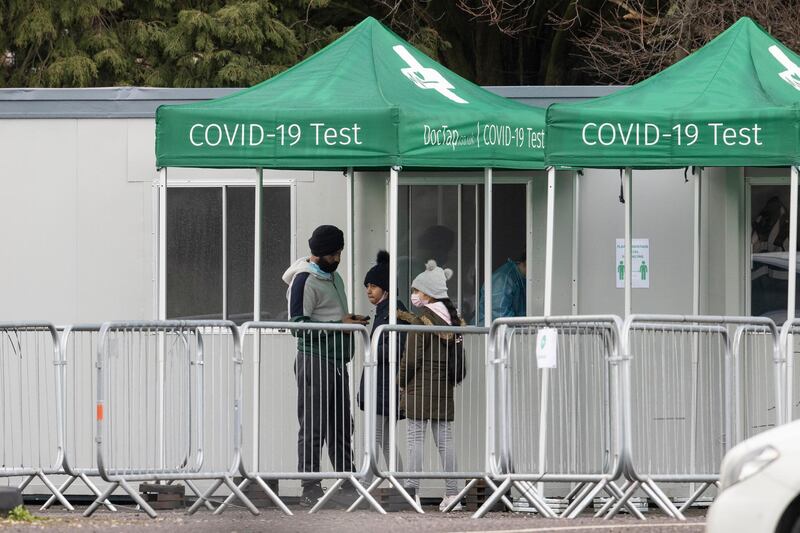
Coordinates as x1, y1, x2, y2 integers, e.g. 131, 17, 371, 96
0, 507, 706, 533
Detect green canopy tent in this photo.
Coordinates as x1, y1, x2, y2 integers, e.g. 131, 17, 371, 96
155, 16, 547, 514
546, 17, 800, 323
543, 17, 800, 520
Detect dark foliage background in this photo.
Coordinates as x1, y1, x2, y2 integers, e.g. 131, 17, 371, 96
2, 0, 798, 87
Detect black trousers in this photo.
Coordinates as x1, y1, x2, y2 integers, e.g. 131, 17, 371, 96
295, 352, 354, 487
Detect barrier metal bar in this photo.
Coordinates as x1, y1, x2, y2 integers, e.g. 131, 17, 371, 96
43, 325, 115, 512
0, 322, 73, 510
353, 323, 491, 515
617, 314, 782, 520
732, 325, 785, 443
85, 321, 256, 519
215, 321, 382, 516
779, 319, 800, 423
476, 316, 627, 520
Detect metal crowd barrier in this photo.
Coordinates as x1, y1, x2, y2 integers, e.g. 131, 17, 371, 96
213, 321, 382, 516
614, 315, 783, 521
353, 324, 490, 514
475, 316, 630, 519
83, 321, 257, 518
779, 319, 800, 423
0, 323, 73, 510
2, 314, 792, 519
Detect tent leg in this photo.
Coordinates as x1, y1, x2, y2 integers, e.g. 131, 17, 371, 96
254, 167, 263, 321
693, 167, 702, 315
571, 170, 580, 314
789, 165, 798, 324
346, 167, 355, 311
787, 165, 798, 425
538, 166, 556, 494
544, 166, 556, 315
484, 167, 493, 326
158, 167, 167, 321
388, 166, 400, 472
252, 167, 264, 470
624, 167, 633, 317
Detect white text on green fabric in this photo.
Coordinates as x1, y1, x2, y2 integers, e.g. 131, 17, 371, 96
581, 122, 763, 147
188, 123, 363, 147
423, 123, 545, 151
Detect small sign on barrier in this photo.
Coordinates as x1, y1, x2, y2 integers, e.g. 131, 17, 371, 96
536, 328, 558, 368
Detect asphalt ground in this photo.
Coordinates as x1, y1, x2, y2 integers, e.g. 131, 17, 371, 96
0, 506, 706, 533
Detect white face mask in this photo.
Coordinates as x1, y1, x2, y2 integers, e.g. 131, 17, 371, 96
410, 293, 426, 308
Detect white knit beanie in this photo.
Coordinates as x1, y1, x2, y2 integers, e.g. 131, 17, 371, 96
411, 259, 453, 299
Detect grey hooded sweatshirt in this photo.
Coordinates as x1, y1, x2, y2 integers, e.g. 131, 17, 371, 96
282, 257, 353, 363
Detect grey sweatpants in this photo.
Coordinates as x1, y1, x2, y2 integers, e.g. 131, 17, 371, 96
404, 419, 459, 496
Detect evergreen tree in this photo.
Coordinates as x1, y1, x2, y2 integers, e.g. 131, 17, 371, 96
0, 0, 334, 87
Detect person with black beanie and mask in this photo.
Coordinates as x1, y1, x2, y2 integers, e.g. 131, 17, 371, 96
357, 251, 409, 487
282, 224, 368, 507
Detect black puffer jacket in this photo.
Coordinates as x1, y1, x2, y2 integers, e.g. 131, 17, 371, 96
357, 298, 408, 416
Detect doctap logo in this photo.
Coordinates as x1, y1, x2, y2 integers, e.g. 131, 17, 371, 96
393, 45, 468, 104
769, 45, 800, 91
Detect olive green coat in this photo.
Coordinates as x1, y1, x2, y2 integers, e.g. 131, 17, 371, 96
396, 308, 463, 421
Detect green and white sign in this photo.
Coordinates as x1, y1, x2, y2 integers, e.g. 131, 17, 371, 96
546, 18, 800, 169
156, 17, 545, 170
536, 327, 558, 369
616, 238, 650, 289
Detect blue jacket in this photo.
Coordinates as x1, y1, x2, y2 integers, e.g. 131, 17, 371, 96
477, 259, 526, 324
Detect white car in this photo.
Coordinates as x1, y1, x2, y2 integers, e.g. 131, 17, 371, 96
707, 419, 800, 533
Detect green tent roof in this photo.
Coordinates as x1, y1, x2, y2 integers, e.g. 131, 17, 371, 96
546, 17, 800, 168
156, 17, 545, 170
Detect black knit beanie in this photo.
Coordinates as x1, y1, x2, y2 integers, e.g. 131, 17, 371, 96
364, 250, 390, 291
308, 225, 344, 256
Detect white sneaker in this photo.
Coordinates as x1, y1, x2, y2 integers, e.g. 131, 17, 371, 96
439, 495, 463, 512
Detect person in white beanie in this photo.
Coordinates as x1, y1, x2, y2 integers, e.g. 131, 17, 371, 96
396, 259, 466, 512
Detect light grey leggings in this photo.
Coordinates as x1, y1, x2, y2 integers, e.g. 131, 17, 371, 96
364, 414, 403, 483
404, 419, 459, 496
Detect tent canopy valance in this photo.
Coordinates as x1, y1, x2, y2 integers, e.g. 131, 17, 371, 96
546, 17, 800, 169
156, 17, 545, 170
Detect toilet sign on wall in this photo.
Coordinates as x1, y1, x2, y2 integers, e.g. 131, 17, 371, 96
615, 238, 650, 289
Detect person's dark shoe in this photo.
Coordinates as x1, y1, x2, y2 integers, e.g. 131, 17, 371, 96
329, 485, 359, 508
299, 483, 325, 507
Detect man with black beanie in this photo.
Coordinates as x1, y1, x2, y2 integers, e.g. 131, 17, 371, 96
282, 224, 368, 507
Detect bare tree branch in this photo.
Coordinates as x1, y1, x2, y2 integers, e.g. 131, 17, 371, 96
556, 0, 800, 84
455, 0, 537, 36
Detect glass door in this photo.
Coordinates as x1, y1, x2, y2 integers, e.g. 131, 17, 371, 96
398, 182, 529, 325
748, 180, 800, 321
